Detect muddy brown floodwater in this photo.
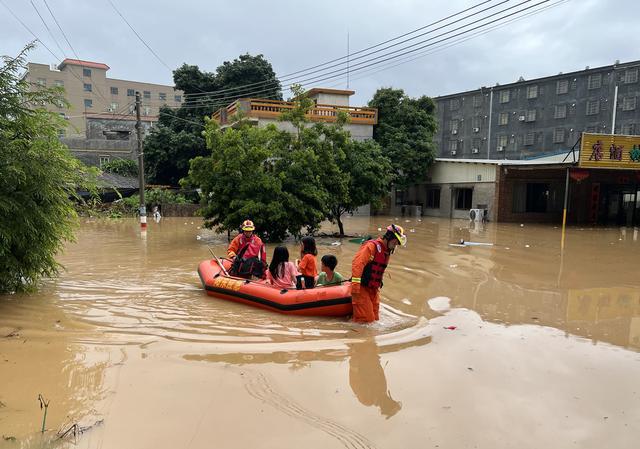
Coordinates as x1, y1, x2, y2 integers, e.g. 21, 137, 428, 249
0, 216, 639, 448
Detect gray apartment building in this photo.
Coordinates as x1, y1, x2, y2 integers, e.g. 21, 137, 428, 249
434, 60, 640, 160
25, 58, 183, 167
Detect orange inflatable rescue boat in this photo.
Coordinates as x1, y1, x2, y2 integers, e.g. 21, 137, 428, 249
197, 258, 353, 317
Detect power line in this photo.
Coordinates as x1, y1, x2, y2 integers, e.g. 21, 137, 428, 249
183, 0, 502, 99
173, 0, 552, 109
29, 0, 66, 58
42, 0, 80, 60
106, 0, 172, 71
0, 0, 62, 61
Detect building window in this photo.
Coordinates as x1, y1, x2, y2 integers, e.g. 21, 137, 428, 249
84, 99, 93, 108
174, 95, 182, 102
454, 188, 473, 210
622, 96, 636, 111
473, 95, 482, 107
143, 106, 152, 116
586, 99, 600, 115
556, 79, 569, 94
109, 102, 119, 111
553, 128, 565, 143
499, 112, 509, 125
526, 109, 537, 122
526, 85, 538, 99
35, 78, 47, 87
524, 132, 535, 146
99, 155, 110, 167
54, 80, 64, 87
426, 188, 441, 209
143, 91, 151, 99
449, 119, 459, 133
471, 116, 481, 130
498, 135, 508, 148
127, 88, 135, 96
83, 83, 92, 92
159, 92, 167, 101
450, 98, 460, 110
621, 123, 636, 135
449, 140, 459, 152
83, 68, 91, 77
513, 183, 550, 213
624, 68, 638, 84
587, 73, 602, 89
499, 90, 510, 103
110, 86, 119, 95
554, 104, 567, 119
472, 138, 481, 151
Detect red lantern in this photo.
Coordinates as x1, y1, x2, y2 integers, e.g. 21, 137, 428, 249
570, 168, 590, 182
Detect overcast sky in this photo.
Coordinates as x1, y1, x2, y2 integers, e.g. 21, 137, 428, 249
2, 0, 639, 105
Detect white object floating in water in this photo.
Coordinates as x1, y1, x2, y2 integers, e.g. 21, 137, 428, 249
405, 219, 410, 223
401, 298, 412, 305
197, 226, 201, 230
520, 224, 524, 227
184, 222, 188, 225
417, 219, 422, 222
449, 241, 494, 247
377, 227, 382, 231
449, 264, 458, 268
505, 247, 510, 250
409, 229, 415, 233
525, 244, 530, 248
191, 222, 194, 225
196, 235, 202, 240
331, 241, 341, 246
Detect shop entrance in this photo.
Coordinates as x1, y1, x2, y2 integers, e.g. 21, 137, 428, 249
601, 185, 639, 226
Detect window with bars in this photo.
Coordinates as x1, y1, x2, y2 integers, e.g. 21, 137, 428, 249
472, 138, 481, 150
174, 95, 182, 102
471, 116, 481, 130
524, 132, 535, 146
473, 95, 483, 107
83, 83, 92, 92
450, 98, 460, 110
143, 106, 152, 116
143, 91, 151, 99
556, 79, 569, 94
526, 85, 538, 99
554, 104, 567, 119
426, 189, 441, 209
624, 69, 638, 84
553, 128, 565, 143
109, 102, 118, 111
449, 140, 459, 151
586, 100, 600, 115
499, 112, 509, 125
621, 123, 636, 135
526, 109, 537, 122
159, 92, 167, 101
587, 73, 602, 89
498, 135, 508, 147
622, 96, 636, 111
454, 188, 473, 210
83, 68, 91, 77
84, 99, 92, 108
499, 90, 510, 103
99, 155, 110, 166
127, 89, 135, 96
449, 119, 459, 132
110, 86, 118, 95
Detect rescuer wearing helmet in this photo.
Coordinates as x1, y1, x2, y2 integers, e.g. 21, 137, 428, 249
350, 224, 407, 323
227, 220, 267, 279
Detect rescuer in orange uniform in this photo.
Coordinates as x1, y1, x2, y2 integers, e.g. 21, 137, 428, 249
351, 224, 407, 323
227, 220, 267, 278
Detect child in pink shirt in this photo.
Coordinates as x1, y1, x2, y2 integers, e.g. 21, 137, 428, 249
266, 246, 299, 289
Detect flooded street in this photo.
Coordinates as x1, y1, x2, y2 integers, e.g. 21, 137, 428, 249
1, 216, 639, 448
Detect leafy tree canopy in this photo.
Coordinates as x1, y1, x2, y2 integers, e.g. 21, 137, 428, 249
184, 87, 391, 240
368, 88, 437, 188
0, 43, 97, 293
144, 54, 282, 186
101, 158, 138, 177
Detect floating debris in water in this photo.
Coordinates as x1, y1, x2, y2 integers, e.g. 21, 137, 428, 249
449, 264, 458, 268
409, 228, 415, 233
196, 235, 202, 240
444, 326, 457, 330
377, 227, 382, 231
525, 244, 530, 248
330, 241, 341, 246
520, 224, 525, 227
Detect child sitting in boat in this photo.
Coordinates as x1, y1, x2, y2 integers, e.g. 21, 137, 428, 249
296, 236, 317, 289
266, 246, 299, 289
316, 255, 344, 286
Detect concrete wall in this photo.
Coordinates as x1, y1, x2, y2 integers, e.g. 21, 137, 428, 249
256, 117, 373, 141
311, 92, 350, 106
434, 61, 640, 160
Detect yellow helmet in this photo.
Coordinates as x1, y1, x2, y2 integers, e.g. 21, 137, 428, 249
386, 224, 407, 246
241, 220, 255, 231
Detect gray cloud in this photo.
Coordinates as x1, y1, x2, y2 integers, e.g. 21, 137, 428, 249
2, 0, 638, 106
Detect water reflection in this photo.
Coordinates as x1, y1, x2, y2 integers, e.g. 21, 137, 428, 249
348, 339, 401, 419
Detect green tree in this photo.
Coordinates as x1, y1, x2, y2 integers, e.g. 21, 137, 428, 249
144, 55, 282, 186
100, 158, 138, 177
368, 88, 437, 188
0, 44, 96, 293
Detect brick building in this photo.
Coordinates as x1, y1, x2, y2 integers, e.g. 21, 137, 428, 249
24, 58, 183, 167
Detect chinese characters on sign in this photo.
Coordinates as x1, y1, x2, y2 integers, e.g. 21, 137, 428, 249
580, 133, 640, 169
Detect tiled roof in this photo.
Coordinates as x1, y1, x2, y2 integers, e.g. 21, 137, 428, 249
58, 59, 110, 71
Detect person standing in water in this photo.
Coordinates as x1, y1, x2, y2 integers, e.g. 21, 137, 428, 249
350, 224, 407, 323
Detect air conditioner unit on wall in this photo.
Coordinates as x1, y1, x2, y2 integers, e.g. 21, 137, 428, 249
473, 127, 480, 132
451, 129, 458, 135
518, 115, 526, 121
450, 150, 457, 155
496, 146, 505, 152
469, 208, 487, 222
472, 148, 479, 154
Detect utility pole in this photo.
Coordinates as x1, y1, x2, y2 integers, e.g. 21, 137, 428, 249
135, 91, 146, 230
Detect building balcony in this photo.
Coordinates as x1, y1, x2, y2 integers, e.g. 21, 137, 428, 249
212, 98, 378, 126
